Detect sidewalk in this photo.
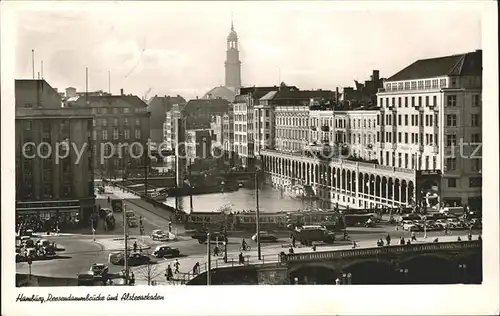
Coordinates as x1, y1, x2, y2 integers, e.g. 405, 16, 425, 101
132, 233, 480, 286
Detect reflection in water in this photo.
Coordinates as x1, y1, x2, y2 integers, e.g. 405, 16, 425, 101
163, 186, 317, 214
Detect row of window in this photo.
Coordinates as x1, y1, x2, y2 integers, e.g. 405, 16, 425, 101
385, 78, 447, 92
93, 129, 141, 141
446, 114, 481, 127
93, 118, 141, 127
381, 94, 481, 109
90, 107, 145, 115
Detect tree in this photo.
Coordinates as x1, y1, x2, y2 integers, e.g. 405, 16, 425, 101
136, 252, 163, 285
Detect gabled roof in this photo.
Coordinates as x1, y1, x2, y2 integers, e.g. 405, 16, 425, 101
147, 95, 186, 129
74, 95, 148, 108
260, 91, 278, 101
273, 90, 335, 102
183, 98, 230, 114
239, 84, 299, 100
388, 50, 482, 81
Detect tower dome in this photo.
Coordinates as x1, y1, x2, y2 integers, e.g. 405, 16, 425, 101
227, 20, 238, 41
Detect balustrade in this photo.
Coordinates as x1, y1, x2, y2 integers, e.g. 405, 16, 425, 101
281, 240, 481, 263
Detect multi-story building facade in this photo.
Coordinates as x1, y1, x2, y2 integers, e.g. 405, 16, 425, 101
222, 109, 235, 163
74, 90, 151, 178
148, 95, 186, 145
376, 49, 482, 209
235, 85, 299, 167
233, 94, 254, 167
344, 110, 379, 161
164, 104, 183, 151
15, 79, 95, 227
259, 50, 482, 212
185, 129, 212, 165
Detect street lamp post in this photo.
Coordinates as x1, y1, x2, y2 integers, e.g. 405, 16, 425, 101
423, 215, 427, 239
123, 204, 129, 285
255, 170, 261, 260
347, 273, 352, 285
206, 232, 211, 286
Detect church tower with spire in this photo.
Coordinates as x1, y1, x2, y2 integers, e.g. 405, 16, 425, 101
225, 20, 242, 91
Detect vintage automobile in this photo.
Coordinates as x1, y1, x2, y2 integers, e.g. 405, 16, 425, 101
151, 230, 170, 241
190, 230, 227, 244
251, 231, 278, 243
152, 245, 180, 258
89, 263, 109, 277
127, 216, 138, 228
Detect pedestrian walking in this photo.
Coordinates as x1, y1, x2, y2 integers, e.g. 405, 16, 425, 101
411, 231, 417, 242
165, 265, 173, 281
292, 235, 296, 248
193, 262, 200, 275
385, 234, 391, 246
352, 240, 358, 249
174, 259, 180, 274
133, 241, 138, 252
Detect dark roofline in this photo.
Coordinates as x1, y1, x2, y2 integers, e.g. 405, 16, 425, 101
387, 50, 482, 81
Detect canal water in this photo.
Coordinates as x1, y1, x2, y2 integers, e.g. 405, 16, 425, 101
163, 185, 319, 214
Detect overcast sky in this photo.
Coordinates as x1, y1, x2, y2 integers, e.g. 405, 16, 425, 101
12, 1, 481, 100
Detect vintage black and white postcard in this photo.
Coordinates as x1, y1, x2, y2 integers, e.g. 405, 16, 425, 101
1, 1, 498, 315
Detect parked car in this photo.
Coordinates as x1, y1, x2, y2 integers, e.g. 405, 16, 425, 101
251, 231, 278, 242
125, 210, 135, 218
447, 218, 465, 229
128, 217, 138, 228
89, 263, 109, 277
190, 230, 227, 244
109, 252, 151, 266
402, 220, 416, 231
151, 230, 169, 241
152, 245, 180, 258
435, 219, 449, 229
127, 253, 151, 266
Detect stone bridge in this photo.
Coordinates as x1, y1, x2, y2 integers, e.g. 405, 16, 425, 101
187, 240, 482, 285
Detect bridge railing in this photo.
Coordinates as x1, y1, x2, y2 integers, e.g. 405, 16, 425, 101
159, 253, 283, 285
281, 240, 482, 263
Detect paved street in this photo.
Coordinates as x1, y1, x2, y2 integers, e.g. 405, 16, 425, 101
16, 184, 481, 282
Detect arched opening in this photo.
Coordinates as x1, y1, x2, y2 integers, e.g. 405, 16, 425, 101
401, 255, 454, 284
351, 171, 356, 193
341, 169, 346, 190
401, 180, 408, 204
343, 260, 395, 284
358, 173, 364, 193
369, 174, 375, 196
375, 176, 381, 197
382, 177, 388, 199
408, 181, 415, 205
346, 171, 351, 193
394, 179, 400, 202
388, 178, 394, 201
290, 265, 338, 285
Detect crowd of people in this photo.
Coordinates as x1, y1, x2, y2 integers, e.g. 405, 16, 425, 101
16, 214, 80, 235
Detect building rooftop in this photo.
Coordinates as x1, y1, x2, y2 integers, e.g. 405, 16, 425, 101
147, 95, 186, 129
388, 50, 482, 81
73, 95, 148, 108
203, 86, 236, 102
183, 98, 231, 114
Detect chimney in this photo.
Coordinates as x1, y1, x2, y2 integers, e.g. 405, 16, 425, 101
120, 88, 124, 95
372, 70, 380, 83
335, 87, 339, 102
